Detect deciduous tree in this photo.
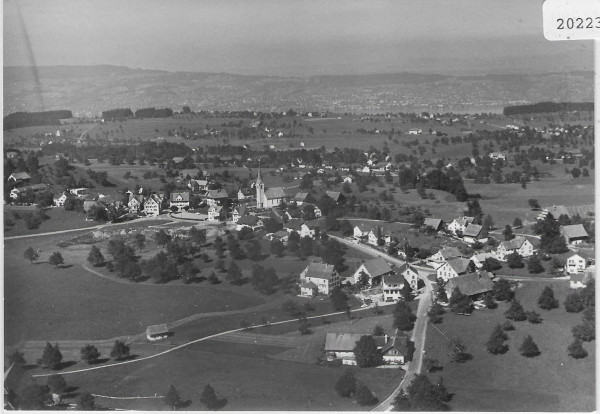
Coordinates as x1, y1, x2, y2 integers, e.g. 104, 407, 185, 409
355, 382, 378, 406
567, 338, 588, 359
48, 251, 64, 268
200, 384, 227, 410
353, 335, 383, 368
40, 342, 62, 369
109, 341, 130, 360
164, 384, 182, 410
393, 300, 415, 331
87, 245, 105, 266
486, 324, 508, 354
80, 344, 101, 364
46, 374, 67, 395
23, 246, 39, 263
335, 369, 356, 397
77, 392, 96, 410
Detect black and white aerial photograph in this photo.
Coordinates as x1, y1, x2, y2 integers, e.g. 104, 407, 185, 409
3, 0, 596, 411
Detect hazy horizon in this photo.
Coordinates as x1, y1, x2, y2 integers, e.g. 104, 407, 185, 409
4, 0, 594, 77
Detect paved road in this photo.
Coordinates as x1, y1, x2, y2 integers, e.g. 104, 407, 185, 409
330, 236, 433, 411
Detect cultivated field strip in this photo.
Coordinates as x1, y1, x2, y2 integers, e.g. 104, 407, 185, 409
206, 332, 299, 347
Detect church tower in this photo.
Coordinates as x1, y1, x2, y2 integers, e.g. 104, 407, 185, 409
256, 165, 265, 209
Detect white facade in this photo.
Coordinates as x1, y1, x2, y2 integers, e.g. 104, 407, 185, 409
565, 254, 594, 274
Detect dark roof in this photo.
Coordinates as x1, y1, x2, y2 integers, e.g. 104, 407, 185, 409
326, 191, 343, 202
303, 262, 336, 280
463, 224, 484, 237
146, 324, 170, 336
383, 273, 405, 285
206, 189, 229, 199
285, 218, 305, 231
324, 333, 364, 352
294, 192, 310, 202
499, 236, 528, 250
376, 335, 409, 355
9, 172, 30, 180
561, 224, 588, 240
170, 191, 190, 202
446, 257, 474, 274
445, 271, 494, 296
265, 187, 286, 199
423, 218, 443, 229
361, 257, 394, 278
237, 215, 261, 226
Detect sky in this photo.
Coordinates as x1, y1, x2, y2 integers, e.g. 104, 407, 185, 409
3, 0, 593, 76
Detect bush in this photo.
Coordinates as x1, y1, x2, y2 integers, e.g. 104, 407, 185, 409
567, 338, 588, 359
572, 321, 595, 342
335, 369, 357, 397
526, 311, 542, 324
505, 299, 527, 321
564, 292, 585, 313
355, 382, 378, 406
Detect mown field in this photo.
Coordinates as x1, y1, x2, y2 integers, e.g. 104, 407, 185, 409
4, 206, 98, 237
423, 280, 595, 412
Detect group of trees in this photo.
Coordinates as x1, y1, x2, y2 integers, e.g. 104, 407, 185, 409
24, 247, 64, 268
335, 370, 379, 406
565, 281, 595, 358
394, 374, 451, 411
164, 383, 227, 410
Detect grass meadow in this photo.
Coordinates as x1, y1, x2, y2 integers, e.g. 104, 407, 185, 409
423, 280, 595, 412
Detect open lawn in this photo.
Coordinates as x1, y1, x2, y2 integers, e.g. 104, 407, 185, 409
423, 280, 595, 411
4, 206, 98, 237
4, 233, 266, 347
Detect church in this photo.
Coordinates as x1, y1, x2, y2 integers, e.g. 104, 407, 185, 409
256, 168, 287, 209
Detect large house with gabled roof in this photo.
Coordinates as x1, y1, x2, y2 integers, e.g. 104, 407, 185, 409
170, 191, 190, 210
351, 257, 394, 285
299, 262, 340, 295
560, 224, 589, 245
444, 271, 494, 299
437, 257, 476, 281
565, 251, 595, 274
495, 236, 534, 261
448, 216, 474, 235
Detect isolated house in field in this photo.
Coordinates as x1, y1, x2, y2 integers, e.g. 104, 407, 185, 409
495, 236, 534, 261
462, 224, 486, 244
565, 252, 595, 274
408, 129, 422, 135
69, 187, 89, 197
236, 214, 263, 231
444, 271, 494, 300
560, 224, 588, 245
437, 258, 476, 282
146, 324, 171, 341
382, 273, 406, 301
447, 216, 474, 235
324, 333, 409, 365
170, 191, 190, 210
299, 262, 340, 295
7, 171, 30, 185
352, 257, 394, 285
423, 218, 444, 231
143, 194, 163, 216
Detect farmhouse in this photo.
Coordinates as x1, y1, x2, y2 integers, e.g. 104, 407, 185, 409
437, 258, 476, 281
408, 129, 422, 135
170, 191, 190, 210
382, 273, 406, 301
69, 187, 89, 197
7, 172, 30, 184
293, 192, 313, 205
495, 236, 534, 261
231, 205, 246, 223
565, 252, 595, 274
205, 189, 229, 207
398, 263, 421, 291
189, 179, 209, 193
351, 257, 394, 285
127, 194, 144, 212
470, 252, 496, 269
53, 192, 68, 207
324, 333, 409, 365
462, 224, 486, 244
423, 218, 444, 231
146, 324, 171, 341
560, 224, 588, 245
447, 216, 474, 235
325, 191, 345, 204
444, 271, 494, 299
299, 262, 340, 295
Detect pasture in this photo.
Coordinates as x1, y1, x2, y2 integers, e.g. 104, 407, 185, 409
423, 280, 595, 412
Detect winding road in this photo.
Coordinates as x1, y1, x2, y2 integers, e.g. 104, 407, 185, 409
330, 235, 433, 411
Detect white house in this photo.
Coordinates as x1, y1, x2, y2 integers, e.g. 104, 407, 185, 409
471, 252, 496, 269
207, 205, 224, 222
7, 172, 30, 184
231, 205, 246, 223
408, 129, 422, 135
570, 269, 595, 289
128, 194, 144, 212
353, 224, 374, 240
299, 262, 340, 295
351, 257, 394, 285
428, 246, 463, 264
565, 252, 595, 274
313, 206, 322, 218
447, 216, 474, 235
143, 194, 163, 216
53, 192, 68, 207
398, 264, 421, 291
170, 191, 190, 210
382, 273, 406, 301
436, 258, 476, 282
343, 175, 353, 184
69, 188, 89, 197
495, 236, 534, 261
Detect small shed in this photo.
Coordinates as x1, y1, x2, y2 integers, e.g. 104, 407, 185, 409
146, 324, 171, 341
